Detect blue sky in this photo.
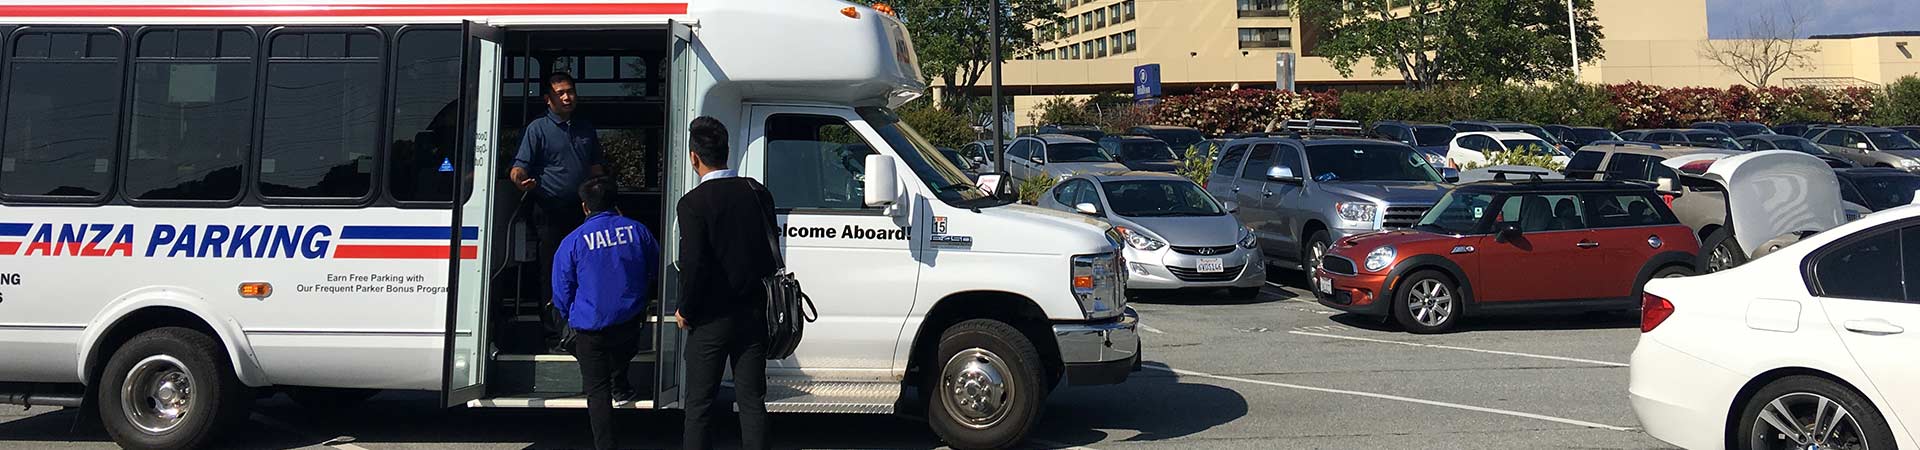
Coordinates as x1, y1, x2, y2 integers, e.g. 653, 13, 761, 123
1707, 0, 1916, 38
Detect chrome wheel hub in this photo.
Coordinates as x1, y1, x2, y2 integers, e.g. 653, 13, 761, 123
1750, 392, 1869, 450
940, 348, 1014, 429
1407, 279, 1453, 327
122, 355, 195, 435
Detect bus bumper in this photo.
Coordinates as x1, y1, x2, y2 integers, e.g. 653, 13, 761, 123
1052, 307, 1140, 386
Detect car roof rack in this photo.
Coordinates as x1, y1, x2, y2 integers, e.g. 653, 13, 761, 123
1487, 169, 1552, 182
1283, 118, 1365, 137
1586, 140, 1663, 151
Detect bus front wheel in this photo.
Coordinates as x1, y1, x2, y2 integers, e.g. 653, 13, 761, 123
926, 319, 1045, 450
98, 327, 252, 450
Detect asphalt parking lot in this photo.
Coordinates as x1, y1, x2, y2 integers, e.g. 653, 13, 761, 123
0, 271, 1674, 449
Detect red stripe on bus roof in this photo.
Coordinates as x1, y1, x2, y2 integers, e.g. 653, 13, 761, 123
0, 3, 687, 18
334, 244, 476, 260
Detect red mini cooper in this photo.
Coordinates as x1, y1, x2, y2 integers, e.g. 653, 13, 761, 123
1313, 179, 1700, 333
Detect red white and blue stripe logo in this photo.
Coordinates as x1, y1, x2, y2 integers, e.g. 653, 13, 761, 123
0, 223, 477, 260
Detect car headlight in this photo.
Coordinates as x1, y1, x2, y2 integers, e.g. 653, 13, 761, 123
1334, 202, 1379, 225
1901, 159, 1918, 169
1113, 226, 1166, 251
1237, 227, 1258, 249
1071, 252, 1125, 319
1364, 246, 1396, 272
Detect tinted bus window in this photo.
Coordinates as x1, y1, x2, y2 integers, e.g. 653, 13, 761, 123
386, 29, 460, 204
3, 30, 124, 199
126, 28, 255, 202
259, 29, 382, 200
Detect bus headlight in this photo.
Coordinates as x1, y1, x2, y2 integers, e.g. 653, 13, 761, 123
1072, 252, 1124, 320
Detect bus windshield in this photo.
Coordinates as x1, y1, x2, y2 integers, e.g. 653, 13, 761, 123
857, 107, 998, 207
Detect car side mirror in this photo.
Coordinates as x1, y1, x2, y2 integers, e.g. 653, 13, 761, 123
1856, 142, 1871, 150
1655, 177, 1682, 196
1266, 165, 1301, 183
1223, 201, 1240, 213
863, 154, 899, 208
1074, 202, 1100, 216
1030, 154, 1046, 164
1441, 168, 1461, 183
1493, 223, 1523, 244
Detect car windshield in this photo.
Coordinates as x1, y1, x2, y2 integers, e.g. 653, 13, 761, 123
1103, 179, 1225, 217
1568, 128, 1620, 145
1686, 131, 1743, 150
1414, 191, 1496, 234
1305, 144, 1443, 182
939, 149, 968, 167
1868, 131, 1920, 150
1149, 129, 1206, 151
1774, 138, 1830, 155
1412, 127, 1456, 146
1048, 142, 1117, 162
1059, 129, 1106, 141
1117, 141, 1178, 161
855, 107, 995, 207
1728, 123, 1771, 136
1499, 139, 1558, 156
1849, 175, 1920, 210
1498, 125, 1553, 142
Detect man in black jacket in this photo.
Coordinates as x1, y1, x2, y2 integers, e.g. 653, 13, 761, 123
676, 116, 776, 450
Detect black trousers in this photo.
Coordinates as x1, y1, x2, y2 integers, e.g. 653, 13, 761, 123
573, 316, 641, 450
682, 313, 769, 450
535, 197, 586, 337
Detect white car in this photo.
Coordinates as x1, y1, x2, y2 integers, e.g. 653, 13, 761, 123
1631, 203, 1920, 450
1446, 131, 1570, 169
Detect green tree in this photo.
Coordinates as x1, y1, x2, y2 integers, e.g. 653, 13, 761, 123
1876, 76, 1920, 126
1290, 0, 1605, 88
855, 0, 1063, 106
897, 100, 979, 149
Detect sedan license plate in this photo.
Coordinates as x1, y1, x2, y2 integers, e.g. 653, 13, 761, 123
1317, 276, 1334, 295
1196, 258, 1225, 273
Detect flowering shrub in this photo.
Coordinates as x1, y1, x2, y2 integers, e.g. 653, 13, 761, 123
1150, 89, 1338, 134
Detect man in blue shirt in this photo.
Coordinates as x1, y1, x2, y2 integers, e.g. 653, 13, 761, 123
552, 176, 659, 450
511, 72, 605, 351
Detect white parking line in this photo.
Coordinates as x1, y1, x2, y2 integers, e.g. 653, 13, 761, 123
1287, 331, 1629, 367
1139, 323, 1165, 334
1146, 365, 1637, 432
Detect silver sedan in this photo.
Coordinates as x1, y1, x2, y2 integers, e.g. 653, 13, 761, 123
1040, 172, 1266, 298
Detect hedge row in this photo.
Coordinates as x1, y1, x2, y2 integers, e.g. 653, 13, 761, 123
1142, 76, 1920, 133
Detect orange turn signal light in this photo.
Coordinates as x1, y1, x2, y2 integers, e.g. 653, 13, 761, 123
239, 282, 273, 299
873, 3, 894, 16
1072, 275, 1095, 290
841, 6, 860, 19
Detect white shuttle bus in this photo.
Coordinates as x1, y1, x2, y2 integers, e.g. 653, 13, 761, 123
0, 1, 1140, 448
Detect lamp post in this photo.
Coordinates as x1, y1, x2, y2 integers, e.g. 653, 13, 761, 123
989, 0, 1005, 178
1567, 0, 1580, 78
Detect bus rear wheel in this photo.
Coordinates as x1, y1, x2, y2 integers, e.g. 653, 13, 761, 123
98, 327, 251, 450
927, 319, 1044, 450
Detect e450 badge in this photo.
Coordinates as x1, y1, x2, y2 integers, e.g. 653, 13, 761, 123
929, 216, 972, 248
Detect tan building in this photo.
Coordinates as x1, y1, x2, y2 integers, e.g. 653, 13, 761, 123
974, 0, 1920, 126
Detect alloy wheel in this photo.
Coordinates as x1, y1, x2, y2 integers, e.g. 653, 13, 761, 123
1748, 392, 1870, 450
1407, 279, 1453, 327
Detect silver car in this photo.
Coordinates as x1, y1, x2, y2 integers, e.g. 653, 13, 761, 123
1004, 134, 1129, 183
1808, 126, 1920, 172
1040, 172, 1266, 298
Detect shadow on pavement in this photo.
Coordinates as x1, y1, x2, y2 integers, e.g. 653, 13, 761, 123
1126, 286, 1291, 306
1329, 309, 1640, 334
0, 366, 1249, 449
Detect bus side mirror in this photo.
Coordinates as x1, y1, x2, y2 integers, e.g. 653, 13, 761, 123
864, 154, 899, 208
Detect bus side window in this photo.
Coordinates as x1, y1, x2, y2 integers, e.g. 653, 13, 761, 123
257, 28, 384, 201
763, 114, 877, 211
3, 29, 125, 200
125, 28, 255, 202
386, 28, 462, 205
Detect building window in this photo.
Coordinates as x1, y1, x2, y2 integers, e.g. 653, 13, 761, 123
1066, 17, 1078, 36
1126, 30, 1138, 52
2, 30, 125, 200
258, 29, 384, 200
1094, 9, 1106, 28
1238, 27, 1292, 49
1108, 35, 1122, 54
1109, 4, 1124, 24
1069, 45, 1081, 60
1080, 12, 1093, 33
1096, 39, 1107, 58
1124, 1, 1136, 20
1237, 0, 1289, 17
126, 28, 256, 202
